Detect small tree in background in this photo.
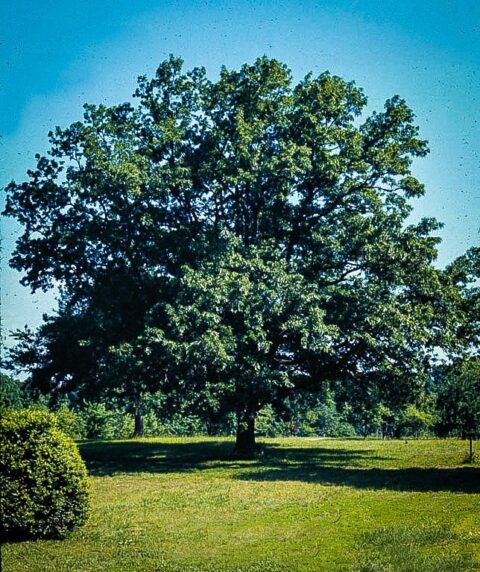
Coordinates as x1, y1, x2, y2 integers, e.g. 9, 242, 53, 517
437, 360, 480, 462
401, 404, 436, 438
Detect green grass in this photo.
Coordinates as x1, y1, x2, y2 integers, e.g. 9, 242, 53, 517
3, 438, 480, 571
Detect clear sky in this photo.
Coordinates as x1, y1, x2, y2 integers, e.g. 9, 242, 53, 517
1, 0, 479, 345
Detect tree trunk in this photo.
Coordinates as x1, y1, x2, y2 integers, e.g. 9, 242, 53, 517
234, 410, 256, 458
132, 398, 144, 438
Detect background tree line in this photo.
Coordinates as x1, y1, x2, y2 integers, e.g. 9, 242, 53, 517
2, 360, 478, 447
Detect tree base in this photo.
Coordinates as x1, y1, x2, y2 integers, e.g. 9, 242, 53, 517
132, 412, 144, 438
234, 414, 256, 458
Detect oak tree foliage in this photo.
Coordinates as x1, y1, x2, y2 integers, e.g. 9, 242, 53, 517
4, 56, 478, 455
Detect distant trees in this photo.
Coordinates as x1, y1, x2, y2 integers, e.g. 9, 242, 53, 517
401, 404, 436, 439
4, 56, 479, 456
0, 373, 23, 411
437, 360, 480, 461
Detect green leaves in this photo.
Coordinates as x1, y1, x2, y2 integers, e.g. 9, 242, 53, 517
148, 238, 336, 413
4, 56, 478, 429
436, 359, 480, 438
0, 409, 90, 539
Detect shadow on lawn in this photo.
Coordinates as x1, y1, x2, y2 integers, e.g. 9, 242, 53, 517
77, 440, 480, 494
78, 439, 233, 475
239, 444, 480, 493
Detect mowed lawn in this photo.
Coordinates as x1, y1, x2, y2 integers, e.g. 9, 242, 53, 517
4, 438, 480, 572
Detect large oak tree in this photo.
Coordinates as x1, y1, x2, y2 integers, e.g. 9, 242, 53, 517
5, 56, 478, 454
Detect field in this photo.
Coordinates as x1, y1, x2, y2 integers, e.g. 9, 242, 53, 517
3, 438, 480, 571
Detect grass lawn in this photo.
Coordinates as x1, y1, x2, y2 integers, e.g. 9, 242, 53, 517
3, 437, 480, 571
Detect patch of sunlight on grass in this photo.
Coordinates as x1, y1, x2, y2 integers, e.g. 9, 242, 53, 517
3, 438, 480, 572
350, 523, 480, 572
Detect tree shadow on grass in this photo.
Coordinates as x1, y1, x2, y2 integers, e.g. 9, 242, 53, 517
237, 443, 480, 493
77, 439, 480, 493
236, 463, 480, 493
78, 439, 380, 475
78, 439, 235, 475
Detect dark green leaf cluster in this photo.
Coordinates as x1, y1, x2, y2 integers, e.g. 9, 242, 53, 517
436, 359, 480, 438
0, 373, 24, 411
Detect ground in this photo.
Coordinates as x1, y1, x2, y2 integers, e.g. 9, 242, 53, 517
3, 438, 480, 571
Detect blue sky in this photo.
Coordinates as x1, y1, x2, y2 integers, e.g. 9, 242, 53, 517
1, 0, 479, 342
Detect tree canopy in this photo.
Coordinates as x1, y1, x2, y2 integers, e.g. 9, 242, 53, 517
437, 360, 480, 438
4, 56, 479, 455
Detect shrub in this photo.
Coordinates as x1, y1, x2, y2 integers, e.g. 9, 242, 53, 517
256, 405, 289, 437
54, 405, 87, 439
81, 401, 134, 439
334, 421, 357, 437
164, 413, 205, 436
0, 408, 90, 539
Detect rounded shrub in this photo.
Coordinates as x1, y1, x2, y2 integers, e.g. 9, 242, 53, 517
0, 408, 90, 540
